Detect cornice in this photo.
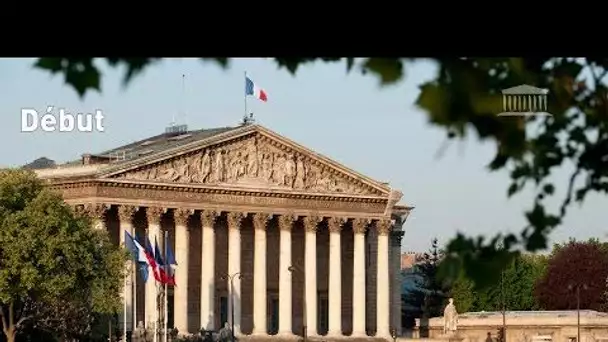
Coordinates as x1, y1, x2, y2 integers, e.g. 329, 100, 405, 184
48, 179, 388, 204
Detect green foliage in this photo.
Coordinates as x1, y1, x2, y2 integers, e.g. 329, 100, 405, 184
449, 253, 547, 312
449, 273, 475, 313
0, 169, 128, 342
33, 57, 608, 289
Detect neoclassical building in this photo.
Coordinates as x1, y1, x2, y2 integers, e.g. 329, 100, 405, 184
33, 123, 412, 339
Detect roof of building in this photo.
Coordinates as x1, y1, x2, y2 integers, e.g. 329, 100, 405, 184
23, 157, 56, 170
23, 125, 241, 169
81, 125, 239, 165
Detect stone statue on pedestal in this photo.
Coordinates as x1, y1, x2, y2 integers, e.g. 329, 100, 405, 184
443, 298, 459, 335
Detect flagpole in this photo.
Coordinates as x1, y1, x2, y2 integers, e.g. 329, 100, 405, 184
164, 230, 169, 342
133, 250, 137, 333
244, 71, 248, 122
153, 244, 158, 342
153, 283, 158, 342
123, 272, 127, 342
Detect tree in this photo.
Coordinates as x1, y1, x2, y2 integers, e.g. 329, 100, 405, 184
405, 238, 449, 318
0, 169, 127, 342
535, 240, 608, 311
32, 57, 608, 287
476, 253, 547, 312
449, 253, 547, 312
449, 273, 475, 313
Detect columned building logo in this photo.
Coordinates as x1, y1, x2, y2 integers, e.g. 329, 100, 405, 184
499, 84, 551, 117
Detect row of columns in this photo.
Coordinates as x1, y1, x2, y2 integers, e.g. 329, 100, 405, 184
82, 204, 395, 338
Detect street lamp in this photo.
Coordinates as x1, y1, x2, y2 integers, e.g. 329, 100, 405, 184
288, 265, 307, 342
222, 272, 242, 342
568, 284, 588, 342
498, 243, 506, 342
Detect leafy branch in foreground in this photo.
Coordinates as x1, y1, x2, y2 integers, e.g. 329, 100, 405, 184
33, 57, 608, 288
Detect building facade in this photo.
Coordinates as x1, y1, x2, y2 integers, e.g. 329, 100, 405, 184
34, 124, 412, 339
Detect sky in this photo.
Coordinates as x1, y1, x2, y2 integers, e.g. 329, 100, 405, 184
0, 57, 605, 252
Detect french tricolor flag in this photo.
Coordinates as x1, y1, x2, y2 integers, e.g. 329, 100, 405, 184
245, 76, 268, 102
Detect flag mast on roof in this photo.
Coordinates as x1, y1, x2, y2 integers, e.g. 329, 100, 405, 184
243, 71, 268, 125
166, 73, 188, 136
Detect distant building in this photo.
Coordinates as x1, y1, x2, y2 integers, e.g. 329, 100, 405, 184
401, 252, 424, 270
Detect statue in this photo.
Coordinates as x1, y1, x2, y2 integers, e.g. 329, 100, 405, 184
443, 298, 458, 335
218, 322, 233, 342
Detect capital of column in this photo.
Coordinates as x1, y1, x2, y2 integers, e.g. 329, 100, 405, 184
376, 219, 392, 236
327, 217, 346, 233
352, 218, 370, 235
82, 203, 109, 221
226, 211, 245, 230
278, 213, 296, 231
200, 210, 219, 227
391, 230, 405, 245
146, 207, 167, 225
302, 215, 322, 233
174, 208, 193, 227
73, 204, 85, 216
118, 205, 138, 223
252, 212, 272, 230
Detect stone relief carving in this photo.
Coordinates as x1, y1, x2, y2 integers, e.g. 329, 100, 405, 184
113, 136, 378, 195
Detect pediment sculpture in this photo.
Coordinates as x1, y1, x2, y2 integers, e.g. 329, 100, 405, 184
111, 135, 382, 196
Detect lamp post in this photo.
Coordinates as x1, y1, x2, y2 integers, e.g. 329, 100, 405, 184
568, 284, 588, 342
222, 272, 242, 342
288, 265, 307, 342
498, 242, 506, 342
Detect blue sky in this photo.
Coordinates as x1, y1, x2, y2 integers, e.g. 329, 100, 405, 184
0, 57, 605, 252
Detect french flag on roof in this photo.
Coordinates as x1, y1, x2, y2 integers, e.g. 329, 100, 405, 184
245, 76, 268, 102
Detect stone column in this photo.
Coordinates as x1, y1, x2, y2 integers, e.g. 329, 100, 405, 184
303, 215, 321, 336
376, 220, 391, 337
85, 203, 109, 231
200, 210, 219, 330
327, 217, 345, 336
173, 209, 192, 335
118, 205, 137, 332
145, 207, 166, 331
252, 213, 271, 335
352, 218, 369, 337
390, 231, 404, 336
278, 214, 296, 335
227, 212, 244, 335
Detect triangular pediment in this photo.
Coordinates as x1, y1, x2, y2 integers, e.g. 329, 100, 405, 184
101, 125, 390, 197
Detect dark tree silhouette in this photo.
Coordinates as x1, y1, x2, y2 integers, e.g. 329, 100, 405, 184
535, 240, 608, 311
